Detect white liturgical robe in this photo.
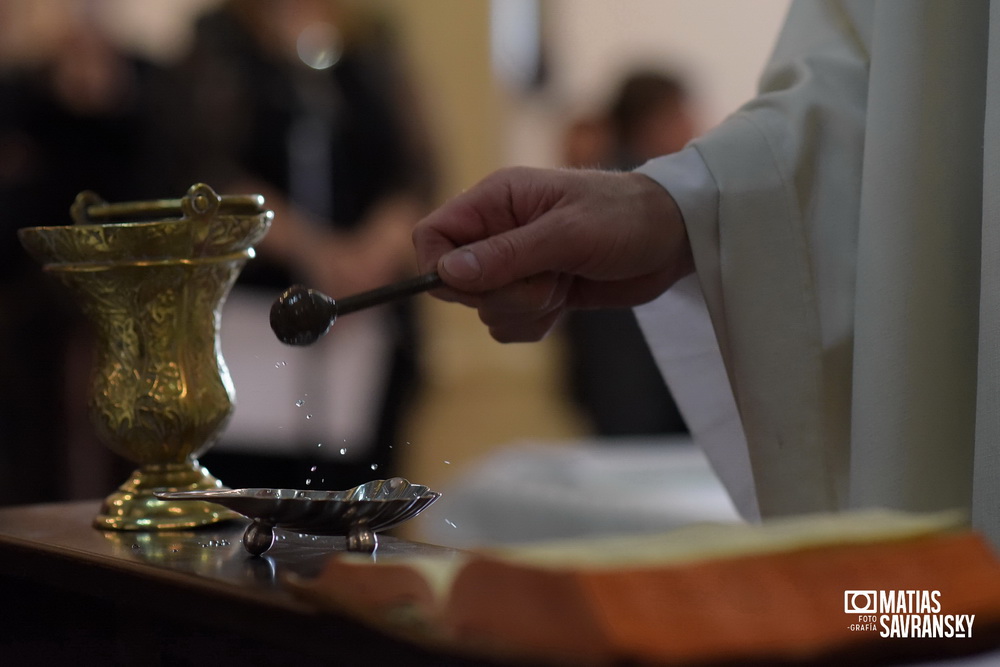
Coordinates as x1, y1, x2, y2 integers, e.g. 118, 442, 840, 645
635, 0, 1000, 545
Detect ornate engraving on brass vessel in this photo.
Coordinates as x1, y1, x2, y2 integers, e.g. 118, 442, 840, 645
18, 184, 272, 530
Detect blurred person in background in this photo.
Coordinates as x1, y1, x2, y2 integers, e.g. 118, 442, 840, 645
0, 0, 167, 504
561, 70, 697, 438
162, 0, 437, 490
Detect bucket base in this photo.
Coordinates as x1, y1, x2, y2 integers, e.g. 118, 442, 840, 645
95, 461, 239, 531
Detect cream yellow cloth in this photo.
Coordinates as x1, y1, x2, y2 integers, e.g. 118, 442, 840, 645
290, 511, 1000, 666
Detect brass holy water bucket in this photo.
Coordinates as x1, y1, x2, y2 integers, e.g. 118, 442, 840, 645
18, 183, 272, 530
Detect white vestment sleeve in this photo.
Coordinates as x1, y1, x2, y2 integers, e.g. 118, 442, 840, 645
635, 150, 760, 521
633, 1, 1000, 541
635, 0, 873, 517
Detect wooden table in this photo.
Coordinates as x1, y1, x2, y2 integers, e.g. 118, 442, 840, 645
0, 501, 499, 666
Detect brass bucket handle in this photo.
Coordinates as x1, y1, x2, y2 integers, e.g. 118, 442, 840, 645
70, 183, 265, 225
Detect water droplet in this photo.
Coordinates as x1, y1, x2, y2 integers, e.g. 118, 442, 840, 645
370, 463, 379, 470
295, 399, 305, 407
339, 448, 347, 455
443, 460, 451, 465
305, 478, 312, 485
445, 519, 458, 529
202, 539, 231, 548
310, 465, 317, 472
305, 414, 313, 420
275, 361, 287, 368
317, 442, 323, 448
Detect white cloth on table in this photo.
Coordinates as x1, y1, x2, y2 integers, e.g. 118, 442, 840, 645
416, 437, 741, 548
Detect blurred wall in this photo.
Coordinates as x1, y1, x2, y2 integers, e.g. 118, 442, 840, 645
96, 0, 222, 62
549, 0, 790, 128
505, 0, 791, 167
364, 0, 504, 201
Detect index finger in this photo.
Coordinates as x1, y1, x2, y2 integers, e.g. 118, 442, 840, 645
412, 167, 565, 274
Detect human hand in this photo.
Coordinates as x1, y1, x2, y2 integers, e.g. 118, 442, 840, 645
412, 167, 694, 342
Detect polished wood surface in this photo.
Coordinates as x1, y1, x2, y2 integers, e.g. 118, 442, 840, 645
0, 500, 496, 666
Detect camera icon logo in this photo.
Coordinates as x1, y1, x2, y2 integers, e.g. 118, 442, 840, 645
844, 590, 877, 614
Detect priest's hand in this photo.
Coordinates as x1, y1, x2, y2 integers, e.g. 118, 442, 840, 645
412, 167, 694, 342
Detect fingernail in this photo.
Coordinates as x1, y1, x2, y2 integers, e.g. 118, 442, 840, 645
442, 248, 482, 282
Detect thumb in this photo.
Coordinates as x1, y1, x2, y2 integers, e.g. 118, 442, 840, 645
439, 246, 486, 285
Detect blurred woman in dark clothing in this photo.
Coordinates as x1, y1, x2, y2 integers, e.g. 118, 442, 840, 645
0, 1, 167, 503
164, 0, 437, 490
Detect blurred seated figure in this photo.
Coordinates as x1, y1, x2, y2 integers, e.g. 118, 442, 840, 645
0, 0, 166, 503
163, 0, 436, 490
562, 70, 697, 437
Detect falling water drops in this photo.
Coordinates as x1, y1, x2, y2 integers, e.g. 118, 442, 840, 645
305, 414, 313, 420
198, 539, 231, 548
339, 448, 347, 455
275, 361, 287, 368
370, 463, 379, 471
310, 465, 318, 472
445, 519, 457, 529
295, 399, 305, 407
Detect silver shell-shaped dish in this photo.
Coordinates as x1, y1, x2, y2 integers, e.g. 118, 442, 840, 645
156, 477, 440, 556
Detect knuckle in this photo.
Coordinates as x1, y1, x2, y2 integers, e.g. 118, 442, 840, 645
476, 235, 521, 287
489, 325, 545, 344
523, 275, 558, 311
483, 308, 559, 344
